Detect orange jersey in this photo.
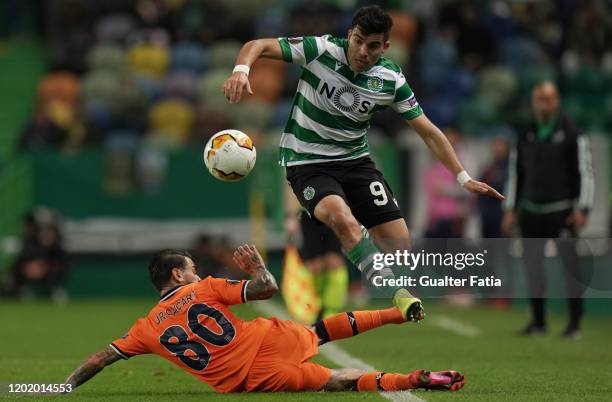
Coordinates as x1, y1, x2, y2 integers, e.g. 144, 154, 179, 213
110, 277, 273, 392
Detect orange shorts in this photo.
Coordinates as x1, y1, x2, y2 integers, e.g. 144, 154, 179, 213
245, 318, 331, 392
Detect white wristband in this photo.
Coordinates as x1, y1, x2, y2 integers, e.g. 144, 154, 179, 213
457, 170, 472, 186
233, 64, 250, 76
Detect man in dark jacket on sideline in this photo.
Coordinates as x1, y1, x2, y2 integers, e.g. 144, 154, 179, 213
501, 81, 594, 340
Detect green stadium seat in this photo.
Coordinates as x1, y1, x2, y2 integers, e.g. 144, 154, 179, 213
232, 99, 273, 132
197, 68, 233, 108
87, 44, 126, 73
457, 96, 498, 136
81, 70, 122, 110
384, 43, 409, 70
208, 41, 243, 70
517, 66, 557, 99
478, 66, 518, 108
562, 66, 606, 99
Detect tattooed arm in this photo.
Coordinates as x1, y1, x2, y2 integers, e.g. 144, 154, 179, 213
233, 244, 279, 301
64, 346, 121, 389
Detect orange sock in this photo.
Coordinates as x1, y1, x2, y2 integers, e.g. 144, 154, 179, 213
380, 373, 414, 391
315, 308, 405, 343
357, 372, 415, 391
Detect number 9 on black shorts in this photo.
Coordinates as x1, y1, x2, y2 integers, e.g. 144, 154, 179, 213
285, 156, 402, 229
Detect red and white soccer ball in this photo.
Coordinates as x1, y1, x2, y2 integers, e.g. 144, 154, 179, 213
203, 129, 257, 182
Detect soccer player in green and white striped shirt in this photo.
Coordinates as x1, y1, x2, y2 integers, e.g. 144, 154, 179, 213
223, 6, 503, 321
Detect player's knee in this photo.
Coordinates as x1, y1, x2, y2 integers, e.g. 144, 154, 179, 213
305, 258, 324, 273
328, 212, 360, 243
324, 252, 345, 269
324, 369, 362, 391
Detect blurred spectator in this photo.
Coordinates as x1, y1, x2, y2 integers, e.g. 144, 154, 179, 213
46, 0, 95, 73
423, 128, 467, 238
478, 136, 509, 238
191, 235, 246, 280
478, 135, 512, 308
388, 11, 417, 50
15, 0, 612, 173
440, 2, 498, 70
422, 129, 471, 306
287, 1, 340, 37
20, 105, 69, 150
566, 1, 612, 66
8, 208, 69, 303
37, 72, 80, 110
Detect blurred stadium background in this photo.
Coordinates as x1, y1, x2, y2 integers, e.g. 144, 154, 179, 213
2, 0, 612, 300
2, 0, 612, 400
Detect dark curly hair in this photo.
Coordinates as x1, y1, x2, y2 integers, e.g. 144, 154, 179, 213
351, 5, 393, 41
148, 249, 193, 291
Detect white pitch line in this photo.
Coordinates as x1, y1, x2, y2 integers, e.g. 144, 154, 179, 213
252, 300, 425, 402
429, 315, 480, 337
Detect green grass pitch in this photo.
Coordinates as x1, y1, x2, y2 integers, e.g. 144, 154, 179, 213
1, 299, 611, 401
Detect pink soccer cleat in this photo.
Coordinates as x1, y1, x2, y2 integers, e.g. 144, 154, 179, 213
409, 369, 466, 391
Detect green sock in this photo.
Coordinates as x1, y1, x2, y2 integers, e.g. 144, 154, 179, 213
322, 267, 348, 315
313, 270, 326, 299
346, 237, 396, 285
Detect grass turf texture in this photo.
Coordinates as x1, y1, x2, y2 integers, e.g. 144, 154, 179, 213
1, 299, 611, 401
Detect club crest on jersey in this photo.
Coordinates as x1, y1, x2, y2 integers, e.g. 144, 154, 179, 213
367, 76, 383, 92
303, 186, 315, 201
333, 86, 360, 112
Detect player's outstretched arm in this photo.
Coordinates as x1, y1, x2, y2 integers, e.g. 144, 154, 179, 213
408, 114, 504, 200
64, 346, 121, 390
233, 244, 278, 301
223, 38, 283, 104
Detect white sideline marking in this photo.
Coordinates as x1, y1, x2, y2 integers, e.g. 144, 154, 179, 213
253, 300, 425, 402
429, 315, 480, 337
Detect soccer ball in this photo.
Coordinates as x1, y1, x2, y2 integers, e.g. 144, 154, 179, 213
203, 129, 256, 182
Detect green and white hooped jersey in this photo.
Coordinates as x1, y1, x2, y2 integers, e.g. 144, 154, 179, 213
277, 35, 423, 167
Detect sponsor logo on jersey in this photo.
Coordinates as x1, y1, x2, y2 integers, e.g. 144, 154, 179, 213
288, 37, 303, 44
319, 82, 372, 114
303, 186, 316, 201
333, 86, 361, 112
226, 279, 241, 284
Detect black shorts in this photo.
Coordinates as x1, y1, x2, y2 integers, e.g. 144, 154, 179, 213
300, 210, 342, 260
286, 156, 402, 229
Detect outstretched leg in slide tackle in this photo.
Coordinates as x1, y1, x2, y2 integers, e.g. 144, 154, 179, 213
311, 306, 466, 392
325, 368, 466, 392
